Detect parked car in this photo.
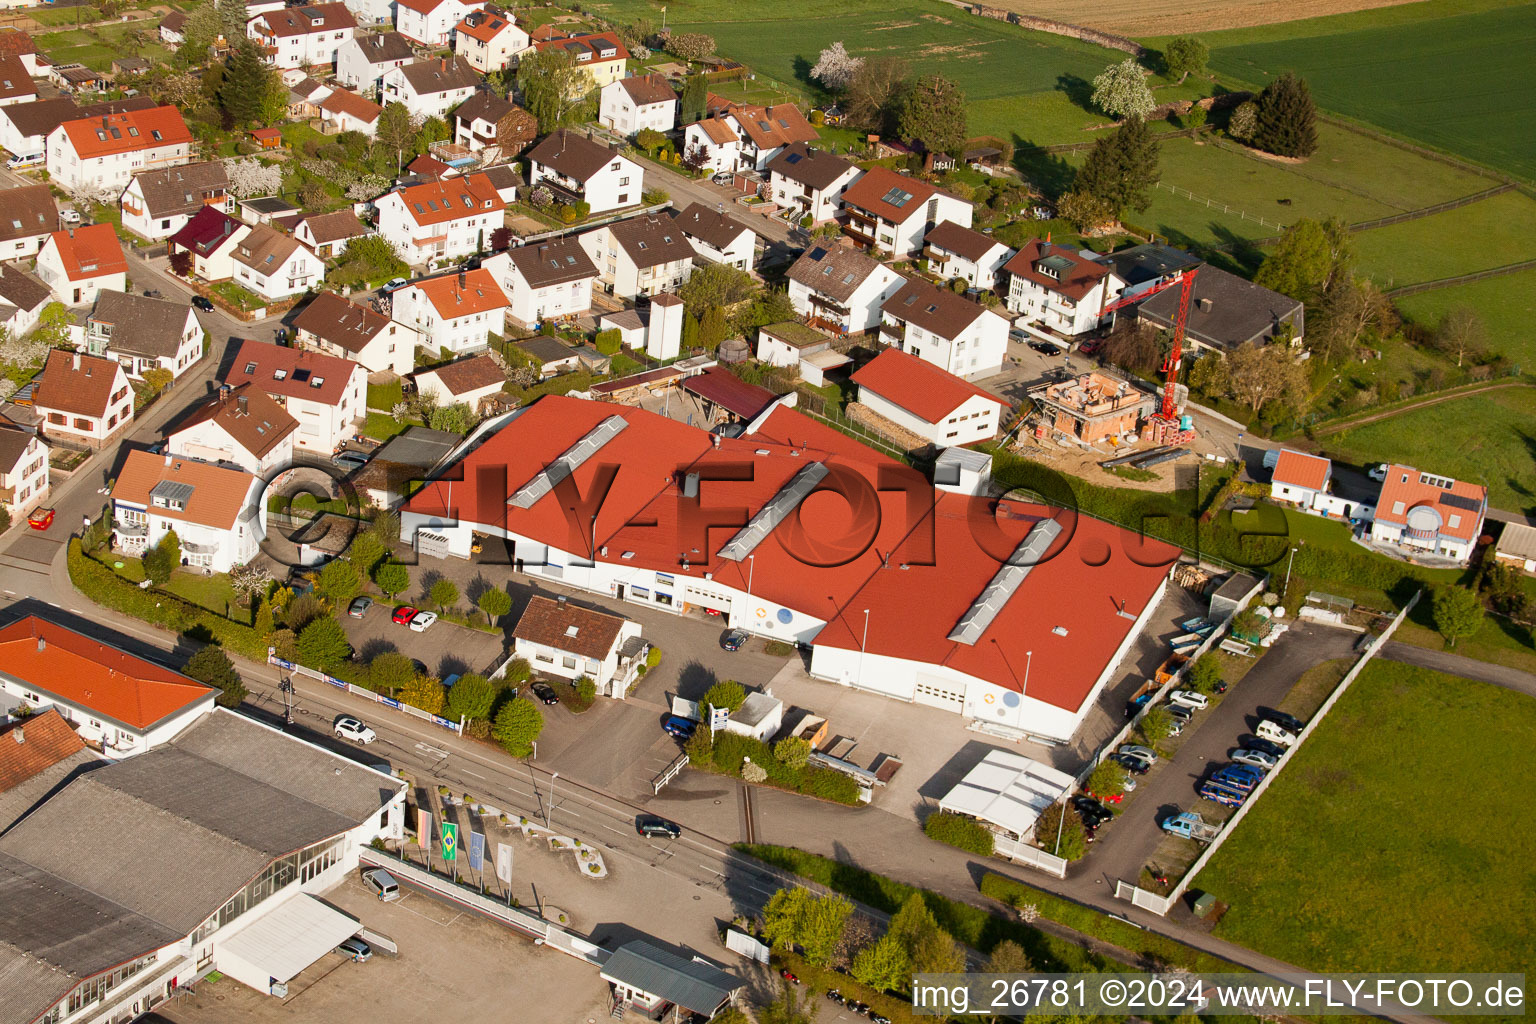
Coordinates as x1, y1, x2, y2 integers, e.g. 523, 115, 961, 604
361, 867, 399, 902
409, 610, 438, 632
348, 596, 373, 618
1028, 340, 1060, 355
1071, 796, 1112, 827
1261, 709, 1305, 734
721, 628, 748, 651
1077, 339, 1102, 356
1169, 690, 1209, 710
663, 715, 696, 739
189, 294, 214, 312
382, 277, 408, 293
1168, 704, 1194, 723
1109, 753, 1149, 775
711, 172, 734, 185
333, 716, 377, 744
59, 208, 81, 225
1255, 720, 1297, 746
1117, 744, 1158, 764
637, 815, 681, 839
1166, 718, 1185, 737
826, 990, 845, 1006
1218, 762, 1264, 786
392, 605, 418, 625
336, 937, 372, 962
1367, 463, 1388, 482
1244, 736, 1287, 759
530, 682, 559, 705
333, 451, 369, 472
1230, 748, 1279, 770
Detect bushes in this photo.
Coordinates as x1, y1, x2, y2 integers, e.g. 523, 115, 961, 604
693, 728, 860, 804
921, 812, 995, 855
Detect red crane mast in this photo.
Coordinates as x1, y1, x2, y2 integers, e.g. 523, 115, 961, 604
1097, 266, 1201, 430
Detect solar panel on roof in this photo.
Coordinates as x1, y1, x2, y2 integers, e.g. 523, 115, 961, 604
1442, 492, 1482, 512
150, 480, 196, 505
881, 187, 913, 208
808, 246, 827, 260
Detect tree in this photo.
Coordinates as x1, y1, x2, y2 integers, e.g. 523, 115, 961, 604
762, 887, 852, 966
140, 366, 174, 395
181, 3, 222, 54
223, 157, 283, 199
215, 0, 248, 43
1228, 99, 1259, 141
374, 560, 410, 598
1186, 653, 1223, 694
678, 262, 757, 310
698, 306, 728, 350
429, 577, 459, 611
1432, 586, 1484, 648
1432, 307, 1485, 368
1086, 759, 1127, 799
401, 674, 446, 714
774, 735, 811, 770
1034, 803, 1087, 861
376, 102, 416, 167
635, 127, 668, 154
184, 645, 247, 708
845, 56, 909, 136
257, 74, 288, 128
414, 116, 450, 155
441, 671, 493, 722
296, 617, 352, 671
1187, 351, 1229, 395
1253, 72, 1317, 158
680, 74, 708, 124
1140, 705, 1173, 744
1072, 115, 1159, 216
428, 402, 477, 435
1091, 59, 1154, 122
31, 302, 75, 349
1313, 276, 1396, 364
909, 927, 964, 974
142, 530, 180, 585
220, 41, 277, 128
1223, 344, 1309, 416
370, 510, 401, 546
492, 696, 544, 756
811, 41, 864, 92
518, 49, 586, 131
1056, 190, 1115, 232
761, 982, 816, 1024
347, 532, 386, 576
1162, 37, 1209, 81
887, 892, 938, 953
254, 599, 275, 637
332, 235, 408, 290
702, 679, 746, 713
665, 32, 716, 62
617, 18, 654, 51
298, 179, 327, 209
897, 74, 966, 154
477, 587, 512, 623
370, 651, 416, 695
317, 557, 361, 604
851, 933, 909, 992
986, 939, 1032, 974
1254, 217, 1352, 302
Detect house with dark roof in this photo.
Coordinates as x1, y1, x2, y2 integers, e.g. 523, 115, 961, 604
336, 30, 414, 94
452, 4, 528, 73
168, 205, 252, 282
852, 347, 1006, 447
482, 234, 598, 325
83, 290, 202, 380
602, 941, 743, 1020
0, 53, 37, 108
246, 2, 358, 68
514, 333, 582, 377
0, 260, 53, 339
112, 448, 266, 571
294, 209, 370, 258
1003, 238, 1126, 340
0, 414, 49, 520
786, 242, 903, 333
375, 170, 504, 264
293, 290, 418, 375
36, 224, 127, 306
120, 161, 233, 242
923, 219, 1013, 293
599, 73, 677, 137
671, 202, 755, 271
1367, 464, 1486, 565
412, 352, 506, 410
454, 91, 538, 161
31, 349, 133, 447
766, 142, 861, 225
158, 9, 188, 45
0, 185, 58, 262
512, 594, 644, 697
231, 223, 325, 301
167, 383, 299, 475
379, 56, 480, 120
1092, 242, 1201, 300
528, 29, 628, 93
527, 129, 643, 215
225, 336, 369, 451
352, 424, 460, 506
682, 95, 818, 173
579, 213, 696, 300
879, 276, 1009, 379
391, 267, 510, 353
1137, 264, 1304, 353
841, 165, 973, 257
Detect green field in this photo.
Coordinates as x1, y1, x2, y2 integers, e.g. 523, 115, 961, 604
1196, 662, 1536, 976
36, 23, 171, 71
1350, 190, 1536, 288
1395, 266, 1536, 367
1206, 2, 1536, 181
1319, 386, 1536, 514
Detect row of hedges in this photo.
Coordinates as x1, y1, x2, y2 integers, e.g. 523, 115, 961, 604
689, 729, 861, 805
921, 811, 995, 855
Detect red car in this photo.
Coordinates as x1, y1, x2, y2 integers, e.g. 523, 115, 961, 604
392, 606, 418, 625
1083, 789, 1123, 805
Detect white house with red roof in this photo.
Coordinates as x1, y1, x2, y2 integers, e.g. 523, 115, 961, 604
1368, 465, 1486, 564
375, 171, 504, 265
682, 96, 819, 173
528, 28, 627, 92
840, 165, 972, 257
45, 105, 193, 191
1004, 239, 1126, 340
453, 4, 528, 73
31, 349, 133, 447
396, 0, 480, 47
35, 224, 127, 306
1269, 448, 1334, 509
167, 383, 299, 476
391, 267, 509, 353
852, 348, 1006, 447
249, 3, 358, 67
225, 337, 368, 452
112, 448, 267, 573
879, 277, 1009, 379
396, 395, 1174, 743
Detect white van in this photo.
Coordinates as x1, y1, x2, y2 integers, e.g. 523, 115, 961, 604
7, 152, 43, 170
1255, 720, 1297, 746
361, 867, 400, 902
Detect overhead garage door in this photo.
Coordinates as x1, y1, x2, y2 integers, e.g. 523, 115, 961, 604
913, 675, 965, 714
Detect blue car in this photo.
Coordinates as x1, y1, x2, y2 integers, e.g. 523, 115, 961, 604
1219, 763, 1265, 786
663, 715, 697, 739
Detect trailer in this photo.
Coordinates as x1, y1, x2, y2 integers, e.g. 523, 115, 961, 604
1154, 653, 1188, 685
1161, 811, 1221, 842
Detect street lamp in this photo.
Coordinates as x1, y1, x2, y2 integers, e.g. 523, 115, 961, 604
547, 772, 559, 830
1023, 650, 1032, 697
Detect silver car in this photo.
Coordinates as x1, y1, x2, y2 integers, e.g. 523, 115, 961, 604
1231, 748, 1279, 771
1118, 743, 1158, 764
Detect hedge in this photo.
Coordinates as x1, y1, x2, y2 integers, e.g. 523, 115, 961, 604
921, 812, 995, 856
693, 730, 861, 805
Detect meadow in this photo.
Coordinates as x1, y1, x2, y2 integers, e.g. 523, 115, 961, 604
1395, 266, 1536, 367
1195, 662, 1536, 976
1349, 190, 1536, 288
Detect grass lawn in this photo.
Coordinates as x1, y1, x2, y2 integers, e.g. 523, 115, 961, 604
110, 558, 246, 622
1395, 266, 1536, 368
1351, 190, 1536, 289
363, 411, 411, 441
1195, 662, 1536, 974
367, 380, 404, 410
1317, 386, 1536, 514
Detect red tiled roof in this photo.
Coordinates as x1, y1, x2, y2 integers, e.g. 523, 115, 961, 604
1002, 238, 1110, 302
319, 86, 381, 124
842, 165, 943, 225
32, 349, 122, 418
0, 709, 85, 794
679, 366, 777, 420
113, 448, 258, 531
393, 172, 504, 227
704, 95, 817, 151
411, 267, 509, 319
252, 2, 356, 36
57, 105, 190, 159
1272, 449, 1330, 492
225, 336, 360, 407
249, 127, 282, 141
455, 5, 518, 43
45, 224, 126, 282
1374, 464, 1486, 542
852, 348, 1004, 424
0, 616, 213, 731
530, 30, 627, 62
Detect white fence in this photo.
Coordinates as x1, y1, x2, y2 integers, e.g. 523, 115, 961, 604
269, 652, 464, 735
994, 835, 1069, 879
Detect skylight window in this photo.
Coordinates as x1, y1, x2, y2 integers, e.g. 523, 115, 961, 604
151, 130, 162, 141
244, 361, 257, 374
273, 369, 288, 380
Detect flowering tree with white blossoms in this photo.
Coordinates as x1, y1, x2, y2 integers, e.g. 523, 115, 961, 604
811, 41, 864, 92
223, 157, 283, 198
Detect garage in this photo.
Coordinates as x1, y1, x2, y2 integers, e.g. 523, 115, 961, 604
214, 893, 363, 995
681, 586, 733, 620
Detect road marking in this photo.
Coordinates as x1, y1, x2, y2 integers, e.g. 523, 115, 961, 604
416, 743, 449, 758
462, 769, 485, 779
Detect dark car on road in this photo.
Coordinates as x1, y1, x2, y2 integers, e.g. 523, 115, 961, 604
1261, 709, 1305, 734
721, 628, 748, 651
637, 815, 681, 838
191, 295, 214, 312
1028, 340, 1061, 355
1071, 795, 1112, 828
663, 714, 696, 739
530, 681, 560, 705
1244, 736, 1287, 759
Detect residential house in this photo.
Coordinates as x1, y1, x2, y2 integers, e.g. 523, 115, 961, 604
0, 417, 48, 520
840, 165, 972, 256
374, 170, 504, 264
167, 206, 251, 282
1092, 242, 1201, 303
482, 235, 597, 326
318, 86, 383, 136
391, 267, 509, 353
247, 3, 359, 68
292, 290, 418, 376
512, 595, 644, 698
379, 57, 480, 121
922, 219, 1012, 293
0, 261, 50, 339
766, 142, 860, 225
1491, 521, 1536, 576
110, 57, 152, 81
342, 0, 395, 25
230, 225, 325, 301
288, 76, 332, 119
879, 276, 1008, 379
528, 29, 627, 93
672, 202, 754, 271
851, 347, 1005, 447
682, 97, 818, 173
335, 31, 414, 95
754, 320, 849, 386
526, 129, 641, 215
158, 9, 188, 44
82, 290, 202, 380
514, 334, 580, 377
0, 185, 56, 262
1368, 465, 1486, 564
1027, 370, 1155, 444
395, 0, 479, 47
412, 352, 505, 410
0, 96, 157, 167
1137, 264, 1305, 353
45, 105, 193, 192
36, 224, 126, 306
601, 942, 743, 1021
167, 383, 299, 475
0, 28, 44, 76
453, 4, 528, 73
119, 161, 232, 242
225, 337, 368, 452
1268, 448, 1334, 511
111, 449, 266, 572
1004, 239, 1126, 340
295, 209, 371, 258
0, 53, 36, 107
481, 162, 522, 203
598, 74, 676, 136
580, 214, 694, 300
452, 91, 536, 161
786, 242, 903, 334
31, 349, 133, 447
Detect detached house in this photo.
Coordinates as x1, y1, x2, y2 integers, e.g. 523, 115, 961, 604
375, 171, 504, 264
167, 206, 250, 283
922, 220, 1012, 293
526, 129, 641, 215
0, 53, 37, 108
231, 224, 326, 301
453, 4, 528, 73
335, 31, 414, 95
0, 417, 48, 520
32, 349, 133, 447
0, 261, 50, 339
0, 184, 60, 260
682, 97, 818, 173
1268, 449, 1338, 513
841, 165, 972, 257
511, 595, 644, 698
111, 449, 266, 573
391, 268, 509, 353
672, 202, 755, 271
599, 74, 676, 137
482, 235, 597, 326
879, 277, 1008, 380
412, 352, 505, 410
786, 242, 902, 334
46, 105, 192, 191
0, 27, 43, 76
395, 0, 479, 47
528, 29, 627, 93
293, 291, 419, 376
295, 209, 371, 258
0, 95, 157, 166
852, 347, 1006, 448
1368, 465, 1487, 565
766, 143, 860, 225
318, 87, 384, 136
1138, 265, 1304, 353
379, 57, 481, 121
36, 224, 126, 306
168, 383, 299, 475
453, 91, 537, 161
119, 161, 232, 242
580, 214, 695, 300
1004, 239, 1125, 340
82, 291, 202, 380
225, 337, 369, 451
248, 3, 359, 68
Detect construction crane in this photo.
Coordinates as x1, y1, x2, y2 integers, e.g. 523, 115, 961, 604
1096, 267, 1201, 444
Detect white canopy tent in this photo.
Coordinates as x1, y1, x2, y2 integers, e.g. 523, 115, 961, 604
215, 893, 363, 990
937, 749, 1074, 839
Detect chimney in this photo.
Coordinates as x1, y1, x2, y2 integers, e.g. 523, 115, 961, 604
1198, 297, 1213, 313
72, 351, 80, 371
459, 270, 467, 289
36, 636, 44, 652
164, 452, 172, 466
440, 57, 447, 70
237, 394, 248, 416
556, 595, 566, 605
12, 725, 21, 745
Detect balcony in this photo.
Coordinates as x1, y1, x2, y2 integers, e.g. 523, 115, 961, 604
923, 245, 951, 263
115, 519, 148, 537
